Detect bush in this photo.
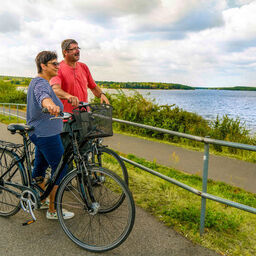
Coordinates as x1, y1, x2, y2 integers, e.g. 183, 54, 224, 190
0, 80, 27, 103
209, 115, 254, 152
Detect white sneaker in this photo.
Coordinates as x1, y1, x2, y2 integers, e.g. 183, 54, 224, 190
46, 209, 75, 220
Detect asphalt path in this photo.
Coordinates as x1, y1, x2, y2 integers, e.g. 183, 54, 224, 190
0, 123, 220, 256
105, 134, 256, 194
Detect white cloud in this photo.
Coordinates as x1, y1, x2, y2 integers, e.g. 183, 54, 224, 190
0, 0, 256, 87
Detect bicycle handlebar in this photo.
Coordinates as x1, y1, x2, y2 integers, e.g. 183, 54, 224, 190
42, 101, 98, 119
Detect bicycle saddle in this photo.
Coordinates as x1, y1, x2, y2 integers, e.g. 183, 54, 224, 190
7, 124, 34, 134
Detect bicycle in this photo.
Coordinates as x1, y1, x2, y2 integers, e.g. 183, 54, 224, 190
29, 108, 129, 185
0, 103, 135, 252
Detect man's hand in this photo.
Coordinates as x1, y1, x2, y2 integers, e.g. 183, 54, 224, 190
67, 95, 79, 107
100, 93, 110, 104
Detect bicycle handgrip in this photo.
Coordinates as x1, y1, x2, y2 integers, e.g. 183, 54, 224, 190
42, 108, 64, 117
66, 99, 89, 107
42, 107, 49, 113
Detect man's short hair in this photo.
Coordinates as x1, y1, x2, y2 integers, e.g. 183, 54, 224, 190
61, 39, 78, 57
35, 51, 58, 74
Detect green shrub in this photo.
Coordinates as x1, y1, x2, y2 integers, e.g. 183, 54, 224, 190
0, 80, 27, 103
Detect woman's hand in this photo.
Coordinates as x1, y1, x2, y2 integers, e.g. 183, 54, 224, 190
42, 98, 60, 116
46, 104, 60, 116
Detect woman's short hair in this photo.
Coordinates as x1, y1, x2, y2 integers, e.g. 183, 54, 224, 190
35, 51, 57, 73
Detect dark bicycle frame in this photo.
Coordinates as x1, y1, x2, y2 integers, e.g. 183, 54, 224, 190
0, 113, 96, 211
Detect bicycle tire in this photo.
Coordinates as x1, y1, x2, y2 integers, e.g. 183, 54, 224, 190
85, 146, 129, 185
56, 167, 135, 252
0, 148, 25, 217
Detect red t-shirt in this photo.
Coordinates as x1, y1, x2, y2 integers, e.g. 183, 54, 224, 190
50, 61, 97, 113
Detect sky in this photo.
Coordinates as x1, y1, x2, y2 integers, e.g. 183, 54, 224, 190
0, 0, 256, 87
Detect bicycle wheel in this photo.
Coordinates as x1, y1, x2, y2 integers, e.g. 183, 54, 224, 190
56, 167, 135, 252
85, 147, 129, 185
0, 148, 25, 216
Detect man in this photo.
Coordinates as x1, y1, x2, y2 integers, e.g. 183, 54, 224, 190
50, 39, 109, 112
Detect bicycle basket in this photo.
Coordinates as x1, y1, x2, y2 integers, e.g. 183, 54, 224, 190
73, 104, 113, 140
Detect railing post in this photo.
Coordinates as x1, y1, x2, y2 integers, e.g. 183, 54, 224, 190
200, 141, 210, 235
9, 104, 11, 120
17, 105, 18, 122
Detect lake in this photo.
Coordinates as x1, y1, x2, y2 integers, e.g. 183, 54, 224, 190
99, 89, 256, 135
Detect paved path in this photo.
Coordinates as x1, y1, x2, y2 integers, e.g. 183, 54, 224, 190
105, 134, 256, 194
0, 123, 220, 256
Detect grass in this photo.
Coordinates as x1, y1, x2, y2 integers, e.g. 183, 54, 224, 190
106, 152, 256, 256
0, 114, 25, 124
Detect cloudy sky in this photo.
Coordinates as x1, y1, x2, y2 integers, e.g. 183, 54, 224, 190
0, 0, 256, 87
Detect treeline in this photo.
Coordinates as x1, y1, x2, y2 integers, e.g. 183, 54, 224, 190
96, 81, 193, 90
0, 76, 31, 86
195, 86, 256, 91
0, 76, 193, 90
220, 86, 256, 91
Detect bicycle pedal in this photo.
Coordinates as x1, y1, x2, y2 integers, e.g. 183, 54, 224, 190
22, 219, 36, 226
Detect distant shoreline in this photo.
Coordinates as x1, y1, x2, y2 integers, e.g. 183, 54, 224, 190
1, 75, 256, 91
195, 86, 256, 91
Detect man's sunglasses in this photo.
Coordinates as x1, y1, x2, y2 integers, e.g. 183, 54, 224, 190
67, 47, 81, 52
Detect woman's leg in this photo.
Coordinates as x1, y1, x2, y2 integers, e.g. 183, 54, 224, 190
30, 134, 49, 181
33, 134, 67, 213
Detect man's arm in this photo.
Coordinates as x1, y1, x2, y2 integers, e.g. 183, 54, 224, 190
52, 84, 79, 107
91, 85, 110, 104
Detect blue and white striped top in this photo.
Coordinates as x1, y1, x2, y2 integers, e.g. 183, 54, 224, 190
26, 77, 63, 137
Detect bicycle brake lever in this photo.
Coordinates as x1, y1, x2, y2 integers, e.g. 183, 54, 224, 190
50, 116, 63, 120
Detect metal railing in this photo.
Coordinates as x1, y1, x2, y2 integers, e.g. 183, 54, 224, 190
112, 118, 256, 235
0, 103, 255, 235
0, 103, 26, 121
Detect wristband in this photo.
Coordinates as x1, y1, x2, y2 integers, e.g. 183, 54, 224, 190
100, 92, 106, 97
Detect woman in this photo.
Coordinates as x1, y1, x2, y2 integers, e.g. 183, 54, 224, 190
26, 51, 74, 220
